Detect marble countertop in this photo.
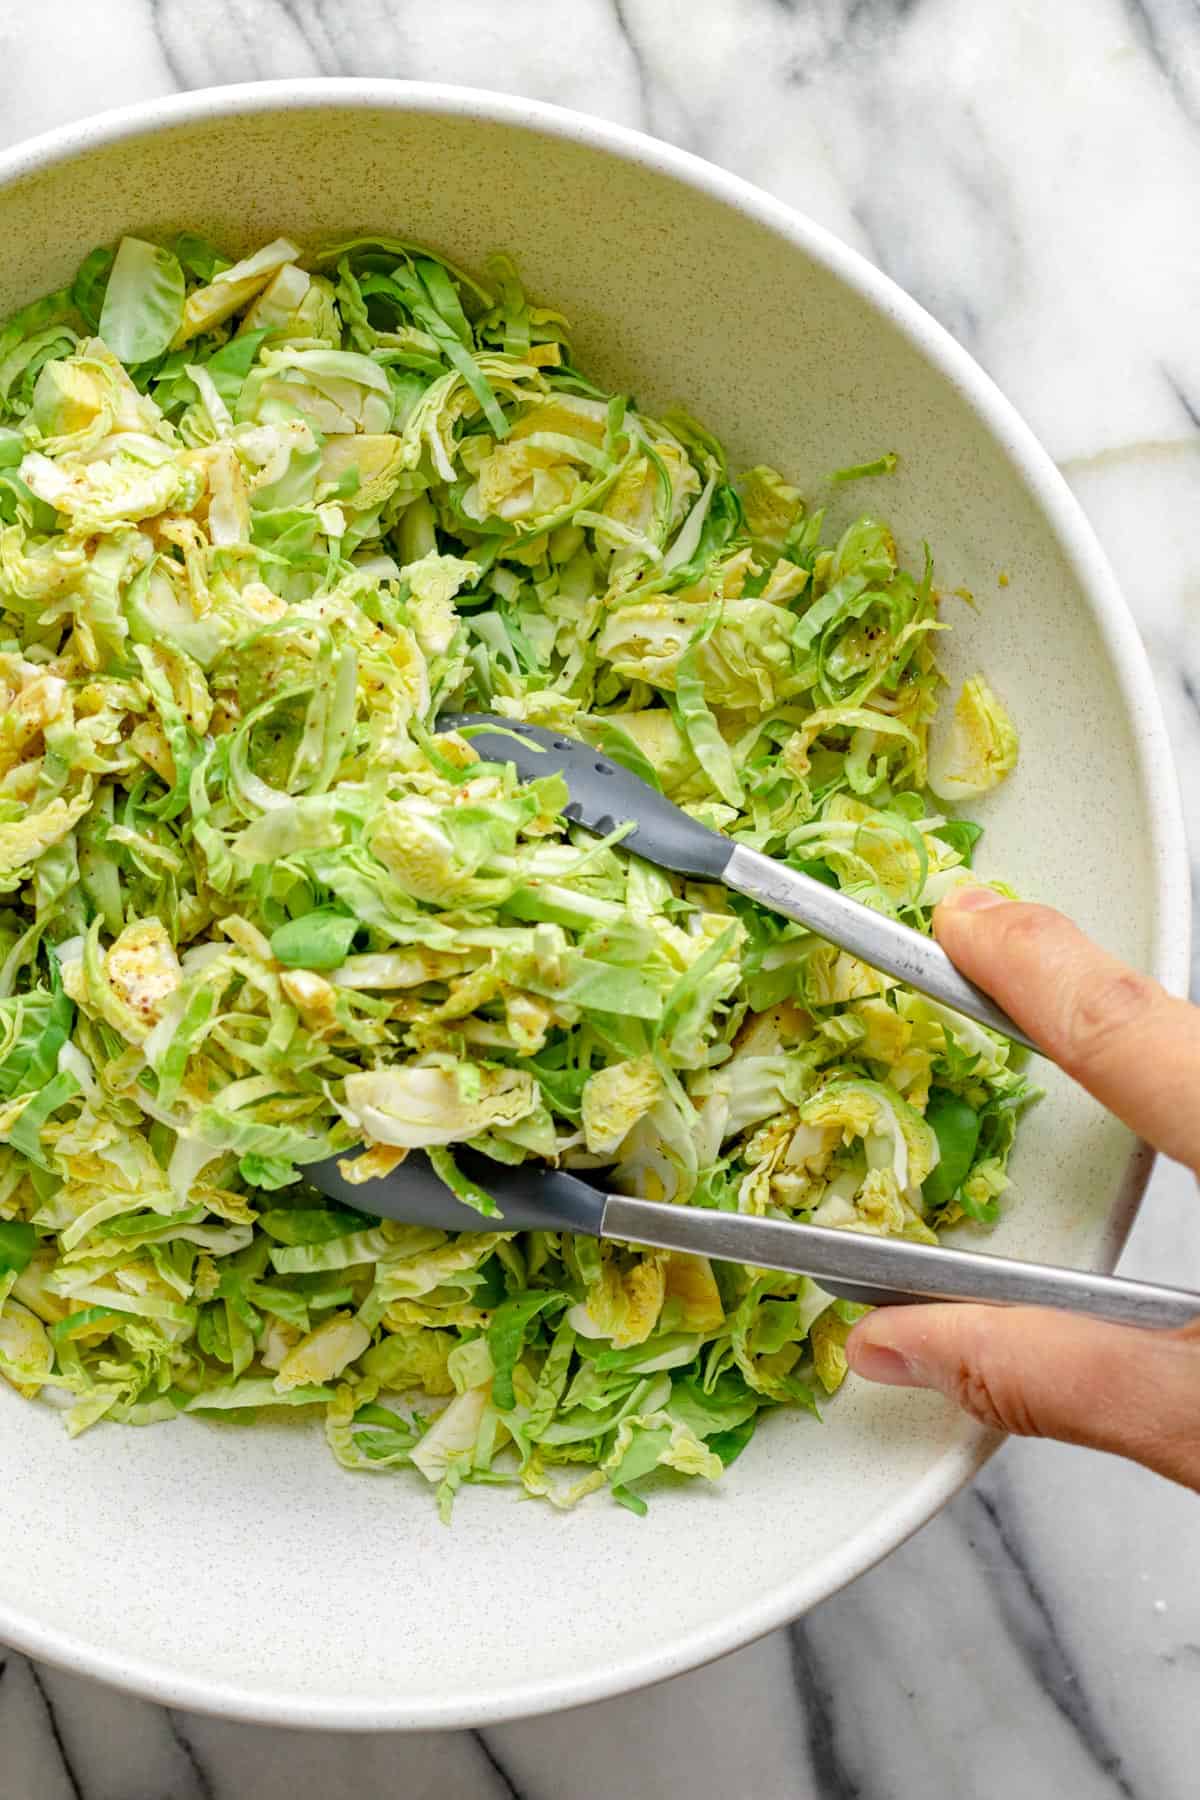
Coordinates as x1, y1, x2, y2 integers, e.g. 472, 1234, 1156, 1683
2, 2, 1199, 1795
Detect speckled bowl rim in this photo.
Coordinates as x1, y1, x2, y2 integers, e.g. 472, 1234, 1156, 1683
0, 78, 1189, 1731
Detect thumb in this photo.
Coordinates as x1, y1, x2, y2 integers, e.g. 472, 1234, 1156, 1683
846, 1304, 1200, 1488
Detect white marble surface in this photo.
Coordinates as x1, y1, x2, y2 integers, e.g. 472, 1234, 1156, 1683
2, 2, 1199, 1794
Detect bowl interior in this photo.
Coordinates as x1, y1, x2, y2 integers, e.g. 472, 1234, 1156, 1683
0, 88, 1182, 1727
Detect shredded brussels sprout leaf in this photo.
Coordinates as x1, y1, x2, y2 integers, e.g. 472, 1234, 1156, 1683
0, 233, 1034, 1512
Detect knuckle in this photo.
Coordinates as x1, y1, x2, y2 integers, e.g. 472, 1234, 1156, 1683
948, 1357, 1045, 1439
984, 903, 1069, 982
993, 902, 1061, 955
1061, 967, 1158, 1072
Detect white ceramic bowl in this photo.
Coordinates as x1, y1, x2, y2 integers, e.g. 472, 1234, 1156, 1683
0, 81, 1188, 1730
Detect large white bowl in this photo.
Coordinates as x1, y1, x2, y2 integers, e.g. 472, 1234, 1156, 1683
0, 81, 1188, 1729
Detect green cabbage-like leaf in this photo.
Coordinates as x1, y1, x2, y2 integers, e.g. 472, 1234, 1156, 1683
0, 229, 1028, 1514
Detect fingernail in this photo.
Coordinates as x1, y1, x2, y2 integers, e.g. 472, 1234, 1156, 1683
846, 1333, 933, 1388
941, 884, 1009, 915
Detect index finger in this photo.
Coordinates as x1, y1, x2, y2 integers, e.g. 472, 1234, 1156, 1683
934, 888, 1200, 1173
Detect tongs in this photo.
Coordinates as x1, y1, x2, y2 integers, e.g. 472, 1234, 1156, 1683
440, 714, 1037, 1051
307, 716, 1197, 1327
309, 1150, 1200, 1329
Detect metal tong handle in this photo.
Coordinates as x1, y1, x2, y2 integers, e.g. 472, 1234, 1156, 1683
307, 1156, 1200, 1330
600, 1194, 1200, 1330
723, 843, 1037, 1053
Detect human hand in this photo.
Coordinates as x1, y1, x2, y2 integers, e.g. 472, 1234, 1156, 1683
845, 886, 1200, 1489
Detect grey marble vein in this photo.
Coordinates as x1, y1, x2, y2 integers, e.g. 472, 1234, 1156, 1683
964, 1485, 1137, 1798
23, 1667, 84, 1800
164, 1710, 217, 1800
610, 0, 654, 134
471, 1732, 525, 1800
1163, 368, 1200, 434
151, 0, 323, 87
1120, 0, 1200, 126
0, 1, 1199, 1797
148, 0, 647, 125
786, 1620, 866, 1799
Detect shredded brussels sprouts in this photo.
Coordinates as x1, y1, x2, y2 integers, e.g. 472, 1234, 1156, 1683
0, 233, 1033, 1516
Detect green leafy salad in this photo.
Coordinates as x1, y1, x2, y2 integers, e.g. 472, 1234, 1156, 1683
0, 231, 1033, 1516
